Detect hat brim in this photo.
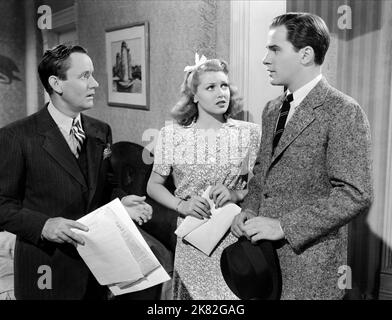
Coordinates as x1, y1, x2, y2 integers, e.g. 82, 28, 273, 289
220, 237, 282, 300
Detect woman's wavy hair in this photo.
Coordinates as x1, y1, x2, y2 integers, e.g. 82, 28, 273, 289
171, 59, 243, 126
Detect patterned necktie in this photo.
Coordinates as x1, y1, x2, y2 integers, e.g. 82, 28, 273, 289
71, 119, 86, 158
272, 93, 293, 153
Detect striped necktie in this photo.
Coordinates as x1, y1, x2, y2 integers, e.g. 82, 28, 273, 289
272, 93, 293, 153
71, 119, 86, 158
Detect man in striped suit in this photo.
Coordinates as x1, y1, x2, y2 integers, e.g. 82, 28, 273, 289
0, 44, 152, 299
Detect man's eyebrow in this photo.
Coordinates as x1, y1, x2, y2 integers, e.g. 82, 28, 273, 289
78, 70, 92, 77
266, 45, 280, 50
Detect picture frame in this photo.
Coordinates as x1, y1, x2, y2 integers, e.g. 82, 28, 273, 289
105, 22, 149, 110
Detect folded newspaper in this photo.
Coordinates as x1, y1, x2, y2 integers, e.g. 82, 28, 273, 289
175, 186, 241, 256
73, 198, 170, 295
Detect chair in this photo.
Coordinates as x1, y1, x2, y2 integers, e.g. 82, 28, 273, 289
109, 141, 177, 254
109, 141, 178, 300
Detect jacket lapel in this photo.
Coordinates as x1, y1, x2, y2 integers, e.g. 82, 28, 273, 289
271, 102, 315, 163
38, 107, 87, 189
82, 115, 106, 207
265, 97, 284, 164
270, 78, 330, 164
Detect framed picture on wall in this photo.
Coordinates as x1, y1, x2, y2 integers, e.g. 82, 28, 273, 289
105, 22, 149, 110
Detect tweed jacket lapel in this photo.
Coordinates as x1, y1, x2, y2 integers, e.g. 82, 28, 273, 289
82, 115, 106, 207
38, 107, 88, 189
265, 96, 284, 164
270, 78, 330, 164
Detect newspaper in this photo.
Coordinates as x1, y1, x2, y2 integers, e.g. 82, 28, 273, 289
73, 198, 170, 295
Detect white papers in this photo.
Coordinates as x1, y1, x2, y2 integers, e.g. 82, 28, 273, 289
73, 198, 170, 295
174, 186, 241, 256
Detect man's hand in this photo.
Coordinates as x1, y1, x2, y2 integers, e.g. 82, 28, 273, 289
242, 216, 284, 242
41, 217, 88, 247
231, 210, 255, 238
121, 195, 153, 225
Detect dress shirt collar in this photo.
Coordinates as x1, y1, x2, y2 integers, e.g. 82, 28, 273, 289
287, 74, 323, 107
47, 101, 82, 134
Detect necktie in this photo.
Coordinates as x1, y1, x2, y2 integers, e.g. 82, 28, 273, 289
71, 119, 86, 158
272, 93, 293, 153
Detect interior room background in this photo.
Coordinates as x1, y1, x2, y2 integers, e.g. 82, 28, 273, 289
0, 0, 391, 299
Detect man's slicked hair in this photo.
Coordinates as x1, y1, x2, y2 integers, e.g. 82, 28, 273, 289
271, 12, 330, 65
38, 44, 88, 95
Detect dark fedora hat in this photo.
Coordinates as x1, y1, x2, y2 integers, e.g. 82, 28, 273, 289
220, 237, 282, 300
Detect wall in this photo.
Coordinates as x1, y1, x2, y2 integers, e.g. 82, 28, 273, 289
76, 0, 230, 146
230, 1, 286, 125
43, 0, 74, 13
0, 0, 26, 127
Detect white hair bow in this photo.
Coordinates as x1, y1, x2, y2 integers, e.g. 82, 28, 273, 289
184, 53, 207, 73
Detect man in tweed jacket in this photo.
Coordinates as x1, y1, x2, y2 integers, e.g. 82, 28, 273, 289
231, 13, 373, 299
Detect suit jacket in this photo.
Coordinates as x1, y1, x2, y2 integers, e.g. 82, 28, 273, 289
0, 106, 124, 299
241, 78, 373, 299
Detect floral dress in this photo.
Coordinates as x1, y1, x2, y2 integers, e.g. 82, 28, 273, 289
153, 118, 261, 300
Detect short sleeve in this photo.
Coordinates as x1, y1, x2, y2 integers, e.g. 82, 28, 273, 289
152, 126, 173, 176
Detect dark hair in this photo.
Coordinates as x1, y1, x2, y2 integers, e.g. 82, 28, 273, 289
38, 44, 88, 95
171, 59, 243, 126
271, 12, 330, 65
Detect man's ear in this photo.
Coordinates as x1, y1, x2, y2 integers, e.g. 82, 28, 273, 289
48, 75, 63, 95
300, 46, 315, 66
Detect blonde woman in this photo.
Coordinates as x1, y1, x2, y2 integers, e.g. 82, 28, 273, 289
147, 55, 261, 299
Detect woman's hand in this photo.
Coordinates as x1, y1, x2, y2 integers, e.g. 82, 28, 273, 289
178, 196, 211, 220
209, 184, 238, 209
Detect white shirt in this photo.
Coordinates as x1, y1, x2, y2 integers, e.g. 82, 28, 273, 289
47, 101, 83, 158
283, 74, 323, 126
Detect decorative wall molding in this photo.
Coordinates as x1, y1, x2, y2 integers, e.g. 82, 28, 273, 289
41, 5, 77, 104
197, 0, 218, 58
25, 0, 38, 116
230, 0, 250, 121
229, 1, 285, 124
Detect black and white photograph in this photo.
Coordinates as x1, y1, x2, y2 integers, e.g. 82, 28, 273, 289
0, 0, 392, 313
